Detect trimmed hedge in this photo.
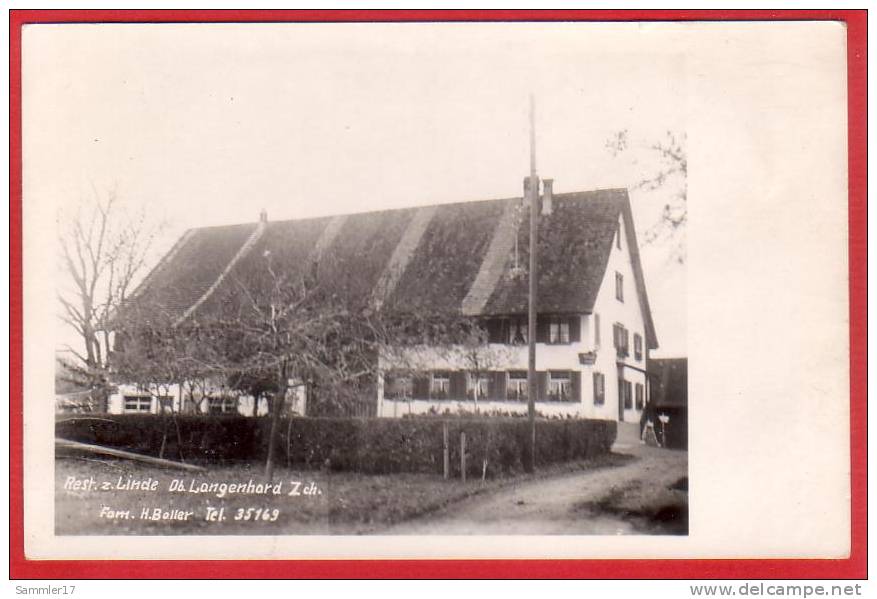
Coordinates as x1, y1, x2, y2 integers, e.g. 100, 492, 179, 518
56, 414, 616, 477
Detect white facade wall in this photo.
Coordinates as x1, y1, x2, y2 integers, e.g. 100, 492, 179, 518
377, 341, 589, 418
378, 212, 652, 423
587, 213, 649, 423
108, 382, 305, 416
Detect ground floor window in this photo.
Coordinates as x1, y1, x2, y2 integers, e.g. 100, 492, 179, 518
548, 371, 572, 401
384, 373, 413, 400
467, 373, 490, 400
507, 371, 528, 401
635, 383, 644, 410
430, 371, 451, 399
123, 395, 152, 413
208, 396, 238, 414
619, 378, 633, 410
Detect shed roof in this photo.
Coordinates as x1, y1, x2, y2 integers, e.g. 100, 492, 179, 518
648, 358, 687, 407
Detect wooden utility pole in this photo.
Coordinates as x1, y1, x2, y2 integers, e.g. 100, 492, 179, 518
443, 422, 450, 480
460, 432, 467, 483
526, 94, 539, 473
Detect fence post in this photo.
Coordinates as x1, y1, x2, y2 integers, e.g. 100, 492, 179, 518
460, 432, 467, 483
443, 422, 449, 480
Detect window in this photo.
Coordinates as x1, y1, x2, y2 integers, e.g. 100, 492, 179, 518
615, 272, 624, 302
158, 396, 173, 413
123, 395, 152, 413
485, 318, 505, 343
593, 373, 605, 405
467, 373, 490, 400
430, 372, 451, 399
613, 323, 629, 358
634, 333, 643, 361
635, 383, 644, 410
384, 373, 413, 400
619, 379, 633, 410
594, 313, 601, 348
548, 317, 570, 344
548, 371, 571, 401
208, 396, 238, 415
508, 317, 528, 345
507, 371, 528, 401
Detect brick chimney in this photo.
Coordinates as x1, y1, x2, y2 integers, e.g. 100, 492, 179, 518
259, 209, 268, 223
523, 176, 540, 199
542, 178, 554, 216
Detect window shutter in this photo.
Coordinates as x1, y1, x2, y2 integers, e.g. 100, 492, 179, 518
450, 372, 467, 400
592, 373, 599, 405
537, 371, 549, 401
486, 319, 502, 343
536, 316, 549, 343
413, 374, 429, 400
594, 314, 601, 346
571, 371, 581, 403
569, 316, 581, 342
489, 371, 506, 400
383, 372, 394, 398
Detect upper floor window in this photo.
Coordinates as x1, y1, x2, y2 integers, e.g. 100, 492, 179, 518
548, 371, 572, 401
430, 371, 451, 399
508, 317, 528, 345
486, 316, 579, 345
615, 272, 624, 302
548, 317, 570, 344
507, 371, 528, 401
634, 333, 643, 361
613, 323, 630, 358
593, 372, 605, 405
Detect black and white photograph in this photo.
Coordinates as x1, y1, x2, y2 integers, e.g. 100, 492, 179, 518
21, 17, 850, 561
43, 21, 687, 538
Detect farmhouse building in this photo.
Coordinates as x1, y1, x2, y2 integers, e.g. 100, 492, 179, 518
109, 185, 658, 422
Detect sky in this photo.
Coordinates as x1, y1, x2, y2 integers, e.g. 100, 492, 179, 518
24, 22, 687, 357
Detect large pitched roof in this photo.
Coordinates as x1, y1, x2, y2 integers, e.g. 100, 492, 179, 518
125, 189, 658, 348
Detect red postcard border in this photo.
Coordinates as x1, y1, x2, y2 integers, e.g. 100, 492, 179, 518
8, 9, 867, 580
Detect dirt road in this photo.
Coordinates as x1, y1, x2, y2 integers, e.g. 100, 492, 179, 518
385, 429, 688, 535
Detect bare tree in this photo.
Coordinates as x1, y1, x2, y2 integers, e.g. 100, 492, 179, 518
113, 240, 512, 478
179, 250, 395, 479
58, 186, 158, 408
606, 129, 687, 263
